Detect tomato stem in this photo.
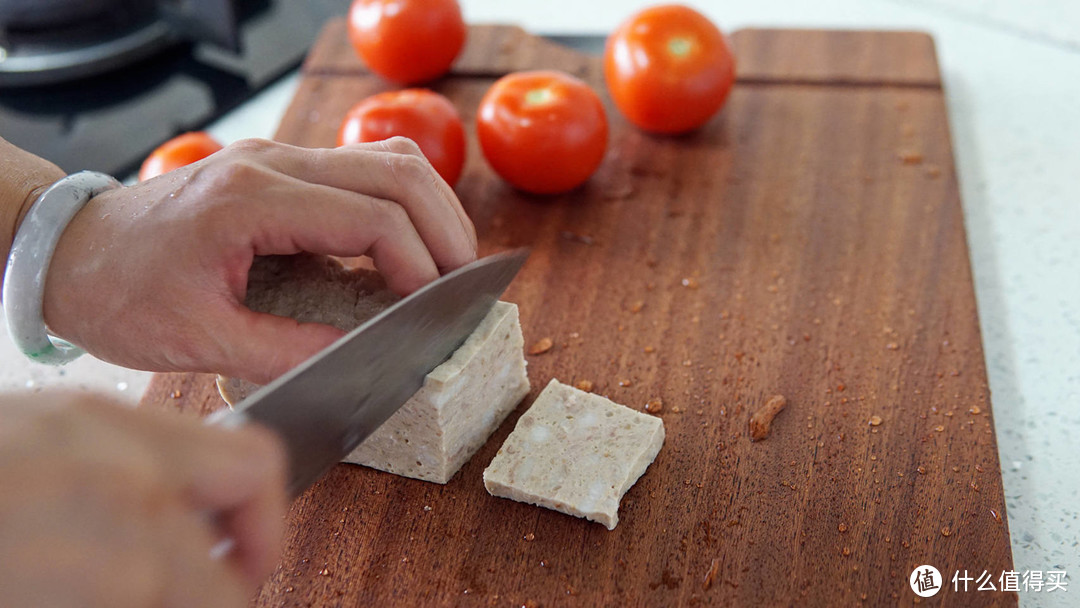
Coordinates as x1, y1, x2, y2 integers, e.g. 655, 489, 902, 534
524, 88, 554, 107
667, 36, 693, 58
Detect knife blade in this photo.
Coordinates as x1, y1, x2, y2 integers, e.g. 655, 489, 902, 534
208, 249, 529, 499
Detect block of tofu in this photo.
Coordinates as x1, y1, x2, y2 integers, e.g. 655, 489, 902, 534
483, 379, 665, 530
217, 254, 531, 484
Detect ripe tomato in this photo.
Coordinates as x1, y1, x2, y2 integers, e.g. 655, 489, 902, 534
138, 132, 222, 181
338, 89, 466, 186
477, 70, 608, 195
605, 5, 735, 134
347, 0, 466, 85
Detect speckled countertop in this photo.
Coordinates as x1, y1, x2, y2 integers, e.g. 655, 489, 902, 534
2, 0, 1076, 605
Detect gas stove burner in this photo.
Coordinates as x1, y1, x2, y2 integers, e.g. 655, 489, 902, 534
0, 21, 175, 88
0, 0, 238, 87
0, 0, 346, 177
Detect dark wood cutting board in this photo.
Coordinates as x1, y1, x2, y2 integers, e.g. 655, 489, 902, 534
140, 21, 1016, 606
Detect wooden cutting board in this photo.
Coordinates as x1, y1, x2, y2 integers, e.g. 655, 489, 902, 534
141, 21, 1016, 606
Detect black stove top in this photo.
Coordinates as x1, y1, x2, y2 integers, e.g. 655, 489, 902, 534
0, 0, 348, 178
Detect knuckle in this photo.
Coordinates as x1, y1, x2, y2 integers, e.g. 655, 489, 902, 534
198, 158, 263, 194
226, 137, 276, 156
390, 152, 436, 184
382, 135, 423, 157
375, 198, 410, 229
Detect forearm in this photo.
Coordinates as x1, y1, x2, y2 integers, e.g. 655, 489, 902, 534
0, 137, 66, 293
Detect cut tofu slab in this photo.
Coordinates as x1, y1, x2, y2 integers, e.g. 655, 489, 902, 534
218, 254, 531, 484
483, 379, 665, 530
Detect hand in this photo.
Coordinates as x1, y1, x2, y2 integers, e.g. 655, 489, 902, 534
0, 391, 287, 607
40, 137, 477, 384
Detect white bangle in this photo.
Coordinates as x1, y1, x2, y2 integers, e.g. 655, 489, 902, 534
3, 171, 121, 364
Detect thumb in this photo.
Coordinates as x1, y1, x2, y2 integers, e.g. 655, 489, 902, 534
216, 308, 345, 385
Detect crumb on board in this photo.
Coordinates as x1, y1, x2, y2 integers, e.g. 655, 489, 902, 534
645, 398, 664, 414
702, 558, 720, 590
898, 150, 924, 165
749, 395, 788, 442
618, 379, 633, 387
559, 230, 596, 245
528, 338, 553, 355
869, 415, 883, 426
628, 300, 645, 313
574, 380, 594, 392
681, 277, 700, 289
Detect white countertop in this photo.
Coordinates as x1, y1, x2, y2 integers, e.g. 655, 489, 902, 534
2, 0, 1076, 604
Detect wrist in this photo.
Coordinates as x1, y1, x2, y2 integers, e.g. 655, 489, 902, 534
1, 138, 66, 287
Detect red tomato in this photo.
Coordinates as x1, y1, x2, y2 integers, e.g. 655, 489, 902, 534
476, 70, 608, 195
138, 132, 222, 181
605, 5, 735, 134
338, 89, 466, 186
347, 0, 466, 85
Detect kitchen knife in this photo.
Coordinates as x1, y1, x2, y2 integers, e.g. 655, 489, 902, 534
208, 249, 529, 499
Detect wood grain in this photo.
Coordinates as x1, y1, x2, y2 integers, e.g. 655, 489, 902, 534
140, 22, 1015, 606
729, 29, 942, 86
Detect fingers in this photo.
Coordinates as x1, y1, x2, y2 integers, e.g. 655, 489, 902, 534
164, 422, 288, 587
240, 176, 441, 294
158, 506, 251, 608
212, 306, 345, 386
228, 137, 477, 273
0, 394, 279, 607
83, 401, 288, 589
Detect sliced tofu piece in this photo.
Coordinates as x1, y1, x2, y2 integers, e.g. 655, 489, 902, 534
218, 254, 530, 484
483, 379, 665, 530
